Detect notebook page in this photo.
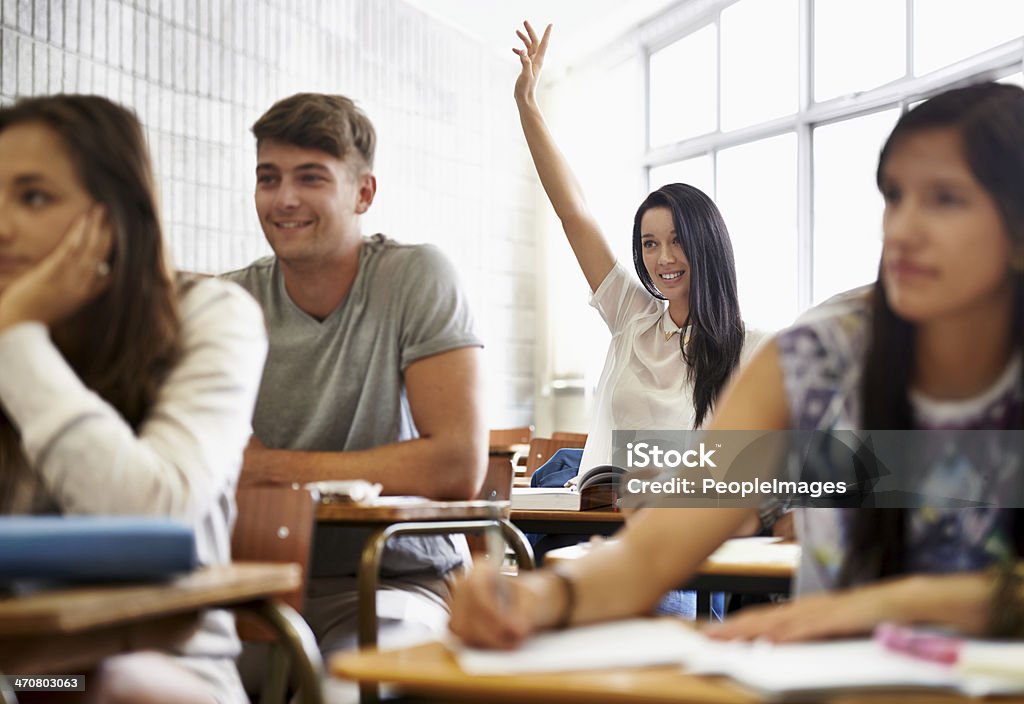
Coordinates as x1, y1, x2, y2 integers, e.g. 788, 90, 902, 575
453, 619, 701, 675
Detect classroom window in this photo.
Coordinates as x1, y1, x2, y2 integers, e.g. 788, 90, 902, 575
642, 0, 1023, 330
719, 0, 799, 132
913, 0, 1024, 76
648, 24, 717, 147
812, 109, 900, 305
813, 0, 906, 102
716, 133, 797, 331
648, 154, 715, 198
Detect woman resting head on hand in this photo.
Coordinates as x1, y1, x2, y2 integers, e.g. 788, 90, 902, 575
0, 95, 266, 703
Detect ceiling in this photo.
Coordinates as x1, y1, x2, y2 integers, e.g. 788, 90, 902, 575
400, 0, 683, 69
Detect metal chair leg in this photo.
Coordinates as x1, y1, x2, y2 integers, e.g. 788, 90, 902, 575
0, 675, 16, 704
355, 517, 529, 703
499, 518, 535, 570
234, 600, 324, 704
257, 643, 290, 704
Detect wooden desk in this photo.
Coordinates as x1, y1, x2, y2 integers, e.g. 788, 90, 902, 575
332, 640, 756, 703
0, 563, 322, 701
544, 538, 799, 596
510, 509, 624, 537
332, 640, 1023, 704
488, 442, 529, 456
316, 499, 510, 523
315, 499, 534, 645
317, 498, 536, 703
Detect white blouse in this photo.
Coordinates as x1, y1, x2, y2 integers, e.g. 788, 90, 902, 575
579, 263, 764, 473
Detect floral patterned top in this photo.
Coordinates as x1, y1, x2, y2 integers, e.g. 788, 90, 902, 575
776, 291, 1021, 594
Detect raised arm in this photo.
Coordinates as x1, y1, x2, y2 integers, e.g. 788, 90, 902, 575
514, 22, 615, 292
239, 346, 487, 500
450, 340, 791, 647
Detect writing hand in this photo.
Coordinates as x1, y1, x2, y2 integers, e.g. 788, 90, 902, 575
449, 566, 551, 649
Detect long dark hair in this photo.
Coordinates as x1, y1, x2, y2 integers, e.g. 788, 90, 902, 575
841, 82, 1024, 585
632, 183, 745, 428
0, 95, 182, 506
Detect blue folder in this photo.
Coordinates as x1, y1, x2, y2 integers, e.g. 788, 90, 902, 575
0, 516, 197, 583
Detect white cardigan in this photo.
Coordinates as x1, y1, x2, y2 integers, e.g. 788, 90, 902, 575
0, 278, 267, 658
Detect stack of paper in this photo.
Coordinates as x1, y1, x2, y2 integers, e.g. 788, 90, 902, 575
306, 480, 383, 504
510, 487, 581, 511
451, 619, 1024, 698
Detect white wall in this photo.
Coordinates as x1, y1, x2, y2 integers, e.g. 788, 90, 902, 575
0, 0, 540, 426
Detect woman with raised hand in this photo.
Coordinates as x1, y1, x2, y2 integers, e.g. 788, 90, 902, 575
0, 95, 266, 702
513, 20, 759, 481
450, 81, 1024, 649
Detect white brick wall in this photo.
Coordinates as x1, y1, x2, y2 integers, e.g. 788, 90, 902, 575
0, 0, 537, 425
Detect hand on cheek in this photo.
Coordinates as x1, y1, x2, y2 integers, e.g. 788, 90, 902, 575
0, 206, 113, 332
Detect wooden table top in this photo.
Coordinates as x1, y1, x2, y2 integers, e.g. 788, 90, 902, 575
316, 499, 510, 523
545, 538, 799, 579
0, 562, 300, 635
489, 443, 529, 456
510, 509, 624, 523
332, 640, 1022, 704
332, 640, 756, 704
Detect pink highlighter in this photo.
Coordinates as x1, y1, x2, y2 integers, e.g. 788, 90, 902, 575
874, 622, 963, 665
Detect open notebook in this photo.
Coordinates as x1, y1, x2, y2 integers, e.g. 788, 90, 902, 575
452, 618, 1024, 698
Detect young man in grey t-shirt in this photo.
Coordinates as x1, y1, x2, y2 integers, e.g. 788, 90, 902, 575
222, 93, 487, 659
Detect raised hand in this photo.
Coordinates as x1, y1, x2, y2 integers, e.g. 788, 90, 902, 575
513, 21, 552, 107
0, 205, 113, 332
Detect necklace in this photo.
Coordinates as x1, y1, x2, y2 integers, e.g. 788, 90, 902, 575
664, 324, 692, 344
663, 309, 690, 344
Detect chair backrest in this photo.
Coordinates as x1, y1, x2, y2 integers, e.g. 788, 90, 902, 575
231, 484, 317, 641
479, 427, 534, 502
478, 454, 515, 502
525, 437, 587, 478
551, 431, 588, 443
488, 426, 533, 452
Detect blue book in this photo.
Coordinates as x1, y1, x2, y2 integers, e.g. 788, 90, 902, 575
0, 516, 197, 583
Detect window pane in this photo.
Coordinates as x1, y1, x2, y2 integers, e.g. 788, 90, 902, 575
649, 24, 717, 146
720, 0, 798, 131
914, 0, 1024, 76
716, 134, 797, 331
814, 0, 906, 102
813, 110, 900, 305
1000, 72, 1024, 87
649, 155, 714, 198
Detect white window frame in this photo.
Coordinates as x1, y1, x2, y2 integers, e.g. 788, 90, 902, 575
642, 0, 1024, 310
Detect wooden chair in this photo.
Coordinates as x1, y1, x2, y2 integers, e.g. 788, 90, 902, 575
469, 438, 535, 555
231, 484, 321, 704
475, 425, 533, 502
479, 454, 515, 502
525, 436, 587, 479
551, 431, 588, 443
488, 426, 533, 452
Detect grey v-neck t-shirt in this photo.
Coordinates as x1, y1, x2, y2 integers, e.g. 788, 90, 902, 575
222, 234, 483, 577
